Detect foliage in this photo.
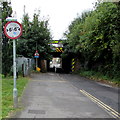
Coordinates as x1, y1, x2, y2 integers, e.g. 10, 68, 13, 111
17, 11, 52, 60
2, 3, 52, 76
79, 70, 120, 86
1, 1, 13, 77
63, 2, 120, 79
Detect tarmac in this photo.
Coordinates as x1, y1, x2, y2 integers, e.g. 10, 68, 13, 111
12, 73, 114, 119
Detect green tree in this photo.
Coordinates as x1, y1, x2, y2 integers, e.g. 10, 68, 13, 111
63, 11, 91, 68
17, 11, 52, 59
63, 2, 120, 78
2, 1, 13, 77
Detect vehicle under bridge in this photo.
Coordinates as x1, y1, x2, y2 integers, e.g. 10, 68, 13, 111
47, 40, 72, 73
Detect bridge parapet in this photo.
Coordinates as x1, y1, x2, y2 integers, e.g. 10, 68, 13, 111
49, 40, 64, 52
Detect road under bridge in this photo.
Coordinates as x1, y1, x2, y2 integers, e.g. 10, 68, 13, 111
47, 40, 72, 73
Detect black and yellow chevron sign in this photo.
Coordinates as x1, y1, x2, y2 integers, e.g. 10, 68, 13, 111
71, 58, 75, 72
56, 47, 64, 52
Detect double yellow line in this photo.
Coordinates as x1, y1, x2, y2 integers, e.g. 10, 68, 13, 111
80, 89, 120, 119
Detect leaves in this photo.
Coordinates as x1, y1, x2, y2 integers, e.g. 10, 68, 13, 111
17, 11, 52, 59
2, 1, 13, 76
63, 2, 120, 78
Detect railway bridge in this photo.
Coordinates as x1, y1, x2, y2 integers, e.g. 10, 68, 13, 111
36, 40, 79, 73
47, 40, 72, 73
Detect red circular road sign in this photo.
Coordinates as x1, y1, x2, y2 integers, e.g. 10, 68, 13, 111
34, 50, 40, 58
4, 21, 22, 39
34, 51, 39, 56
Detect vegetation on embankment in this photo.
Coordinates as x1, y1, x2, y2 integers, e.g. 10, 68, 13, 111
2, 76, 29, 118
63, 1, 120, 82
79, 70, 120, 87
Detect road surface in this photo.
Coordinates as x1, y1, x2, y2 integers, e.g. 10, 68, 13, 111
12, 73, 119, 119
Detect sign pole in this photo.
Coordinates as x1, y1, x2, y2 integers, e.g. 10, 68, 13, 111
34, 50, 39, 71
13, 39, 18, 108
4, 21, 22, 108
36, 58, 37, 70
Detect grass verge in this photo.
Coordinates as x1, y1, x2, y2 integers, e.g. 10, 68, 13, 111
2, 76, 29, 118
79, 70, 120, 87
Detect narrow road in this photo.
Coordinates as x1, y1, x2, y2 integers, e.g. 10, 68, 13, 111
59, 74, 119, 112
13, 73, 119, 119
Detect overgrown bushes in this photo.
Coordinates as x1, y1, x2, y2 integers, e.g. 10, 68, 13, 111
63, 2, 120, 80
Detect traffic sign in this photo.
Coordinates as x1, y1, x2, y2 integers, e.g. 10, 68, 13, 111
4, 21, 22, 39
34, 56, 39, 58
4, 21, 22, 108
34, 50, 39, 58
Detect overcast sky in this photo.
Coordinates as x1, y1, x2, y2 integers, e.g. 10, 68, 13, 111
11, 0, 96, 40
